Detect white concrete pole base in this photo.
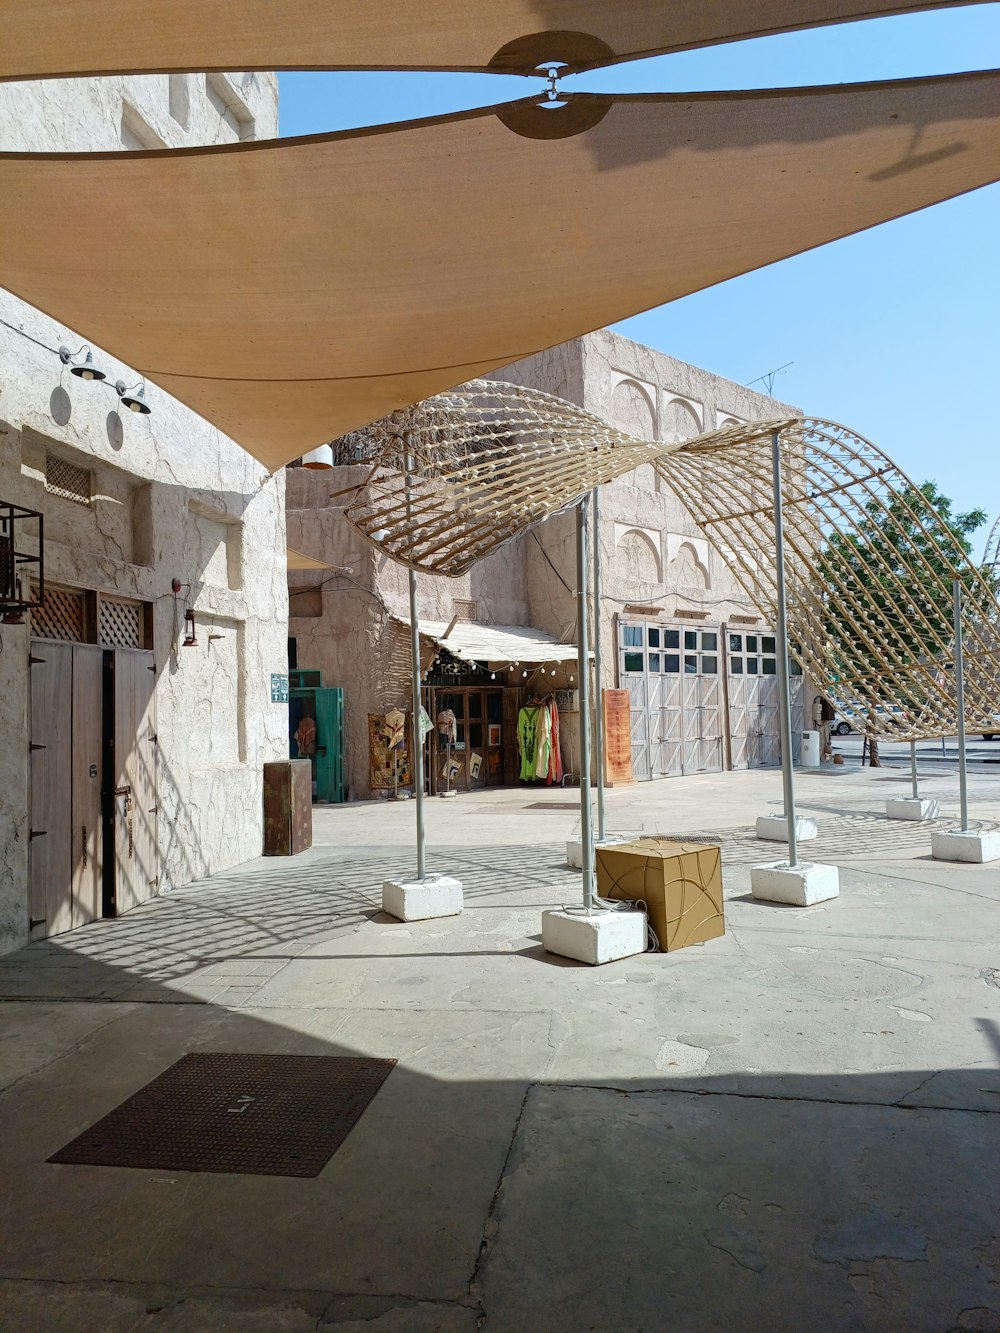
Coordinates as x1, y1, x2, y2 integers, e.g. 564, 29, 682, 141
755, 814, 818, 842
566, 833, 640, 870
382, 875, 464, 921
541, 907, 647, 965
750, 861, 839, 906
886, 797, 941, 821
931, 829, 1000, 864
438, 790, 458, 799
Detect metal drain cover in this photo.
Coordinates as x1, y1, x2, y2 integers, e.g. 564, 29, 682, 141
49, 1052, 396, 1177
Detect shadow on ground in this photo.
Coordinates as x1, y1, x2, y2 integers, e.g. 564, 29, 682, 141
0, 842, 998, 1332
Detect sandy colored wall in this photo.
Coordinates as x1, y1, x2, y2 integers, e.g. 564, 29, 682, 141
0, 72, 284, 953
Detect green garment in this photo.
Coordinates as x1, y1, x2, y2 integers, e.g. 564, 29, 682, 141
518, 706, 540, 781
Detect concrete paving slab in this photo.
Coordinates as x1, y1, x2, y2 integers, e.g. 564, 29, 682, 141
475, 1083, 1000, 1332
0, 761, 998, 1330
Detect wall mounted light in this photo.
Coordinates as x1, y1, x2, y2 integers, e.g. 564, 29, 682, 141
59, 344, 107, 382
182, 608, 198, 647
301, 443, 334, 470
115, 379, 152, 415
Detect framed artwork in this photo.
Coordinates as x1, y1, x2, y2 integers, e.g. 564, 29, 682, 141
487, 724, 501, 747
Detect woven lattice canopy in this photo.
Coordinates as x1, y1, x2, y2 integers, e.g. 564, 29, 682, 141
1, 2, 987, 80
3, 71, 999, 469
337, 380, 1000, 740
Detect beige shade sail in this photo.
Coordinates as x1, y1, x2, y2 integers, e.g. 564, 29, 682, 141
0, 1, 987, 80
2, 73, 999, 469
286, 546, 332, 571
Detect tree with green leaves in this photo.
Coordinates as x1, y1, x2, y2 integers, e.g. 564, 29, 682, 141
821, 480, 989, 766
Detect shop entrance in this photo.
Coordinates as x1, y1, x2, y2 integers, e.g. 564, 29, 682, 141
428, 686, 506, 793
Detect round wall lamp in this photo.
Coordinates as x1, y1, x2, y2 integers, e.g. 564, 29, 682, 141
301, 443, 334, 470
59, 344, 107, 381
115, 380, 152, 415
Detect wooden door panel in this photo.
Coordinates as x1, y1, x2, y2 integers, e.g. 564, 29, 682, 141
29, 640, 73, 938
113, 648, 157, 914
71, 645, 104, 928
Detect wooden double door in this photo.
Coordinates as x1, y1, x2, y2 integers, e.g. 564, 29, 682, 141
29, 640, 157, 940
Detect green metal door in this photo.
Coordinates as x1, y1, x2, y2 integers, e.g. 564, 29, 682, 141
289, 685, 345, 803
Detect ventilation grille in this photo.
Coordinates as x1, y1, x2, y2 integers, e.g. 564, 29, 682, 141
99, 597, 142, 649
45, 454, 91, 506
31, 586, 85, 642
452, 598, 478, 622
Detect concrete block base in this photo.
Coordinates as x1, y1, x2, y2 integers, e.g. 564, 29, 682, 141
566, 833, 639, 870
438, 790, 458, 799
382, 875, 463, 921
541, 907, 647, 966
886, 797, 941, 821
931, 829, 1000, 864
755, 814, 818, 843
750, 861, 840, 906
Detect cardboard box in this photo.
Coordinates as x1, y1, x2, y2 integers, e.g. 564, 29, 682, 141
595, 838, 724, 951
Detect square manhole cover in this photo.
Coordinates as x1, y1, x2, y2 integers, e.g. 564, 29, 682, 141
49, 1052, 396, 1177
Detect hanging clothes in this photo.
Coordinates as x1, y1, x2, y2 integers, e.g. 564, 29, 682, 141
517, 704, 540, 781
547, 697, 564, 785
535, 704, 553, 780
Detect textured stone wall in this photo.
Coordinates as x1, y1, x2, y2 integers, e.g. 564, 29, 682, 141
494, 330, 801, 706
0, 73, 284, 952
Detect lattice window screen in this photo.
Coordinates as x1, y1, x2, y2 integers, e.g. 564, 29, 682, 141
452, 598, 478, 621
45, 454, 91, 505
31, 586, 85, 642
99, 597, 143, 649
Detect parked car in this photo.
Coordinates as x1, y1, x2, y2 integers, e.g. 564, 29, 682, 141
831, 702, 906, 736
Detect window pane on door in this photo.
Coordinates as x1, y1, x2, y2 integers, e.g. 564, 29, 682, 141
702, 655, 718, 674
684, 654, 697, 673
684, 631, 698, 650
664, 654, 680, 673
648, 653, 661, 673
648, 627, 660, 648
665, 630, 680, 649
701, 632, 718, 651
624, 652, 643, 672
623, 625, 642, 647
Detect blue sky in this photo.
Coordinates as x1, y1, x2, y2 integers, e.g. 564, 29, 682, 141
278, 6, 1000, 557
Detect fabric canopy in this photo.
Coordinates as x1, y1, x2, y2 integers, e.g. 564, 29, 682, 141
418, 620, 581, 665
0, 2, 986, 80
2, 72, 999, 469
286, 546, 331, 571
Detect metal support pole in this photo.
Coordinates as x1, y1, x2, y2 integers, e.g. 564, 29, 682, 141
770, 430, 799, 868
591, 486, 606, 842
576, 498, 594, 911
405, 452, 426, 880
910, 740, 919, 801
953, 578, 969, 832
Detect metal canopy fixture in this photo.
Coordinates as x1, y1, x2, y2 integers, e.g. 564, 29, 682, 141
336, 379, 1000, 742
2, 72, 999, 468
0, 2, 987, 81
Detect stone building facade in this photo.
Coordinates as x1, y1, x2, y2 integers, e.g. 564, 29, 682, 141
287, 329, 803, 800
0, 72, 288, 953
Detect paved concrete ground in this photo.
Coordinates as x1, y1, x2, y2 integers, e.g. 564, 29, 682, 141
1, 757, 999, 1332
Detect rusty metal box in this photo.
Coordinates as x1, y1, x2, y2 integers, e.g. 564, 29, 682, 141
595, 838, 724, 952
263, 759, 312, 856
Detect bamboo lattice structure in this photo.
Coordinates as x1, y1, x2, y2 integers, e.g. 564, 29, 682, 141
984, 514, 1000, 575
337, 380, 1000, 741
